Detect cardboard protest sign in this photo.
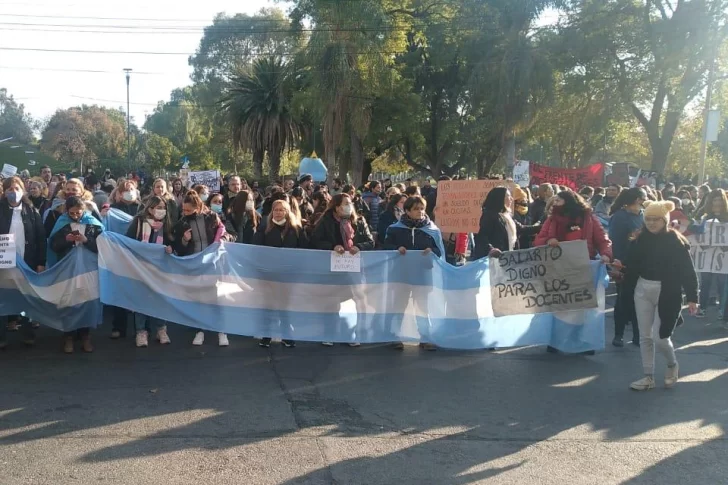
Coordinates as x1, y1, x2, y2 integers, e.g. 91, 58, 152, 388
529, 163, 604, 190
1, 164, 18, 179
434, 180, 517, 234
689, 221, 728, 274
330, 252, 361, 273
490, 240, 597, 317
512, 160, 530, 187
0, 234, 17, 268
189, 170, 220, 192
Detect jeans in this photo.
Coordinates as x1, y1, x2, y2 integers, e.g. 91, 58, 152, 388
134, 313, 166, 333
699, 272, 726, 309
614, 283, 639, 341
634, 278, 677, 375
0, 315, 35, 343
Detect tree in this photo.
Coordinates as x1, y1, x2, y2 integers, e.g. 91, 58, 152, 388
0, 88, 35, 145
40, 106, 128, 170
219, 57, 301, 180
143, 133, 180, 175
563, 0, 728, 174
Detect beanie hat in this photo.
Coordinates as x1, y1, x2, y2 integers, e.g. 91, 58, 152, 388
298, 173, 313, 184
511, 186, 527, 202
643, 200, 675, 226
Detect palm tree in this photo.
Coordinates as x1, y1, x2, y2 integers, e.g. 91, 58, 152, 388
220, 56, 300, 179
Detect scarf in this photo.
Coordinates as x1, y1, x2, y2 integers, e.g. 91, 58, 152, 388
333, 214, 355, 250
47, 211, 104, 268
389, 214, 446, 260
141, 219, 164, 245
501, 212, 518, 251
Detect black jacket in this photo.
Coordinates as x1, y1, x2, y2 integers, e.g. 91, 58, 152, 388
530, 198, 548, 224
383, 224, 442, 257
171, 212, 223, 256
111, 201, 141, 217
230, 214, 257, 245
472, 211, 539, 260
125, 216, 174, 245
622, 230, 698, 339
253, 223, 308, 248
0, 199, 46, 268
377, 210, 398, 245
50, 222, 102, 261
311, 212, 375, 251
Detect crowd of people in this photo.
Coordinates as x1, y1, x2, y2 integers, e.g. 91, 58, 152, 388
0, 166, 711, 391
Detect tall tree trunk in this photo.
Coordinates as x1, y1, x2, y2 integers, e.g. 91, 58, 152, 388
253, 147, 264, 179
362, 157, 373, 185
269, 148, 282, 182
350, 127, 364, 187
502, 135, 516, 171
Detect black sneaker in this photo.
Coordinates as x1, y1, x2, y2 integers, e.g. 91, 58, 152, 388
282, 340, 296, 348
259, 338, 272, 348
631, 340, 640, 347
546, 346, 559, 353
612, 337, 624, 347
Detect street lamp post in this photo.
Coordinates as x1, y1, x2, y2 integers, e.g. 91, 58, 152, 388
123, 68, 132, 171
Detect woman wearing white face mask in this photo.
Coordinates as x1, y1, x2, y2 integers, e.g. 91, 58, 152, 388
253, 199, 306, 348
149, 178, 179, 223
0, 176, 46, 348
126, 196, 174, 347
230, 190, 259, 244
192, 185, 211, 207
312, 193, 375, 347
112, 180, 141, 217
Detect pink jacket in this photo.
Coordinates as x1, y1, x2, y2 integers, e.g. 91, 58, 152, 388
534, 209, 613, 260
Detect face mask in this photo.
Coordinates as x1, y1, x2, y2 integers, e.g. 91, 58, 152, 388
272, 218, 287, 226
211, 204, 223, 214
200, 193, 209, 202
153, 209, 167, 220
7, 190, 23, 205
245, 201, 255, 211
682, 198, 691, 207
123, 190, 137, 202
340, 205, 353, 218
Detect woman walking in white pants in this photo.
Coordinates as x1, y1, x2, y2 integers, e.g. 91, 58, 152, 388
614, 200, 698, 391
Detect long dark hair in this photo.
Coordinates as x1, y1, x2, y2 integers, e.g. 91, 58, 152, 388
317, 193, 359, 228
609, 187, 646, 216
134, 195, 173, 241
556, 191, 590, 219
482, 187, 509, 214
230, 190, 260, 230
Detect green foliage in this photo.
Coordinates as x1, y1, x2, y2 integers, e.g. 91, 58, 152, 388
0, 88, 35, 145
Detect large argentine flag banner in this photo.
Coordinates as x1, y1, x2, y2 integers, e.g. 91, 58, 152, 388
0, 247, 102, 331
98, 233, 607, 351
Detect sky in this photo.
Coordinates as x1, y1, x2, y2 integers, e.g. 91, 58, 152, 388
1, 1, 560, 132
0, 0, 274, 128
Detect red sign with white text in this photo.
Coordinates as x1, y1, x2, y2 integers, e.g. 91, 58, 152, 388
529, 163, 605, 190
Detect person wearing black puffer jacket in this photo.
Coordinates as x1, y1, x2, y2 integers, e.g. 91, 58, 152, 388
0, 176, 46, 348
253, 199, 307, 349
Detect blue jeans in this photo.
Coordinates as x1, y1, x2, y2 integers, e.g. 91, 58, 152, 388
134, 313, 166, 333
699, 273, 726, 309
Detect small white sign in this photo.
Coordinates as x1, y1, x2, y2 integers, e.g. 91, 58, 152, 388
1, 164, 18, 178
0, 234, 17, 269
331, 252, 361, 273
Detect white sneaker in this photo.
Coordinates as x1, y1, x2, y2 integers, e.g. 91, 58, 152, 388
218, 333, 229, 347
157, 327, 171, 345
192, 332, 204, 346
630, 376, 655, 391
348, 342, 361, 347
321, 342, 334, 347
665, 363, 679, 388
135, 331, 148, 348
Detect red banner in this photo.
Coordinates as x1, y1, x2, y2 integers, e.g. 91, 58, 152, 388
529, 163, 605, 190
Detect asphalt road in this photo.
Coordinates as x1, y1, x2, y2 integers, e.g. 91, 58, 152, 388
0, 299, 727, 485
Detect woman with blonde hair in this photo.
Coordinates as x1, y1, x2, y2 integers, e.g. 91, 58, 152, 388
147, 178, 180, 223
253, 199, 308, 348
43, 177, 100, 235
